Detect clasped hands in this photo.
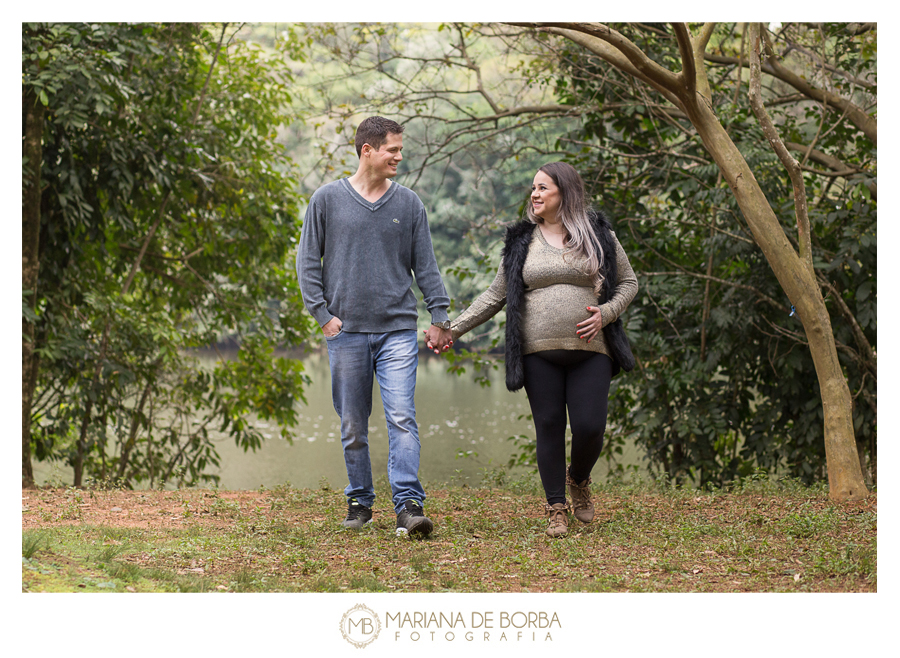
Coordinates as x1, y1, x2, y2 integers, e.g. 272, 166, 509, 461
423, 325, 453, 355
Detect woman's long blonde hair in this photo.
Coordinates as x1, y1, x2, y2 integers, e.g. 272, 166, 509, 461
526, 162, 605, 293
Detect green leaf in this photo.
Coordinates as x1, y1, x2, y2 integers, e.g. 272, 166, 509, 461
856, 281, 873, 302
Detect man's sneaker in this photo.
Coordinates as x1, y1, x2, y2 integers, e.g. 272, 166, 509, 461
341, 499, 373, 530
395, 500, 433, 538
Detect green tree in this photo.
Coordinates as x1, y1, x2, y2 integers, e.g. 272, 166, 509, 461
22, 23, 315, 488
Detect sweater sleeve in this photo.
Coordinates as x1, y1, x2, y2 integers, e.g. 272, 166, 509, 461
296, 196, 334, 328
450, 262, 508, 339
410, 205, 451, 324
598, 232, 638, 326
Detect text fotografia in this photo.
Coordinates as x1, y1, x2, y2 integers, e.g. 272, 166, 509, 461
387, 611, 561, 642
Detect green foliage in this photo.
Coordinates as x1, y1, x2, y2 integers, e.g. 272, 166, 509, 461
22, 531, 48, 559
23, 22, 317, 487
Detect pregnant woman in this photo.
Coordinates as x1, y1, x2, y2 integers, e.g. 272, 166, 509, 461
445, 162, 638, 537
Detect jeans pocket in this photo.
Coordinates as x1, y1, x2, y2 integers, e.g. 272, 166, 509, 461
325, 329, 343, 341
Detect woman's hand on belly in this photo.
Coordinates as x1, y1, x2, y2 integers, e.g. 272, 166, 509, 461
575, 306, 603, 343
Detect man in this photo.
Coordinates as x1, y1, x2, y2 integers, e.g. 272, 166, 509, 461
297, 116, 453, 538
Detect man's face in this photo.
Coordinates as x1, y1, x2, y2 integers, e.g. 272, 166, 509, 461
365, 132, 403, 178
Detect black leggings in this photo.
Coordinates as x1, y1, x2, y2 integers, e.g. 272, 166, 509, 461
523, 350, 613, 505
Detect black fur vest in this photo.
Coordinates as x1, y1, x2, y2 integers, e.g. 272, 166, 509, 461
501, 210, 636, 391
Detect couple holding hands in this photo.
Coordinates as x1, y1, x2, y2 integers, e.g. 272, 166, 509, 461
297, 117, 637, 539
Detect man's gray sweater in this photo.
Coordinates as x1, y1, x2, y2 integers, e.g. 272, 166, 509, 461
297, 178, 450, 333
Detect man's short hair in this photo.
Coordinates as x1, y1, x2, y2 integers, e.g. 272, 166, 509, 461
355, 116, 404, 157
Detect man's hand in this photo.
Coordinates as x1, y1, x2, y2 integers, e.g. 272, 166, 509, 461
322, 316, 343, 337
423, 325, 453, 354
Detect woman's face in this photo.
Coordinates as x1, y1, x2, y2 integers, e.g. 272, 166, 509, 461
531, 170, 562, 222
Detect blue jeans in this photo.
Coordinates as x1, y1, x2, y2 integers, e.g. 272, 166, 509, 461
325, 329, 426, 514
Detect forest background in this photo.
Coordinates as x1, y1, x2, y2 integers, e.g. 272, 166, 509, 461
21, 22, 877, 502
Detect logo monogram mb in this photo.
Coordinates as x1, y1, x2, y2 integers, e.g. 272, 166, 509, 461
340, 604, 381, 648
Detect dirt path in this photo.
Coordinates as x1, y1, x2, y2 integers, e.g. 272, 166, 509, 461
22, 487, 272, 531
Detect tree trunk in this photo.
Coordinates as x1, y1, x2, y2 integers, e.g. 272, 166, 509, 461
22, 87, 44, 490
685, 99, 868, 502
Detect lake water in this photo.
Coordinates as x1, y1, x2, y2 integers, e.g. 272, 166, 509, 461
213, 352, 537, 490
33, 351, 643, 490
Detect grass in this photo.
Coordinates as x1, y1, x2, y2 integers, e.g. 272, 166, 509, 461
21, 476, 876, 593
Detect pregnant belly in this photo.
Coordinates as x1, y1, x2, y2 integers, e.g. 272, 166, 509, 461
523, 284, 598, 341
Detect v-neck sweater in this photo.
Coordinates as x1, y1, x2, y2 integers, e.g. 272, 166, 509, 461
297, 178, 450, 333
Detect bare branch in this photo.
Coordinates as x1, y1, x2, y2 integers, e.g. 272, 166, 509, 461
625, 215, 755, 245
696, 22, 717, 53
446, 104, 580, 123
627, 214, 784, 313
455, 25, 502, 115
817, 275, 877, 377
642, 271, 785, 312
778, 35, 875, 91
558, 137, 709, 165
643, 285, 687, 349
756, 315, 808, 345
732, 23, 747, 106
784, 142, 868, 176
671, 23, 697, 99
507, 23, 686, 109
705, 30, 877, 146
803, 22, 875, 36
749, 23, 814, 281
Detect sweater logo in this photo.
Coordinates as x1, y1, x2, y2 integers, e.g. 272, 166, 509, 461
392, 218, 400, 224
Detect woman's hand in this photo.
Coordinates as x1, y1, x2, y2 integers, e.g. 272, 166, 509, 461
576, 306, 603, 343
423, 326, 454, 354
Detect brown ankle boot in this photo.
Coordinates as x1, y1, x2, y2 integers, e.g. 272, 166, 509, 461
567, 466, 594, 524
545, 502, 569, 537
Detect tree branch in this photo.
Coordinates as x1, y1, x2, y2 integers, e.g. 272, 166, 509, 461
671, 23, 697, 99
817, 274, 877, 377
507, 23, 686, 110
642, 271, 785, 312
446, 104, 581, 123
779, 33, 875, 91
455, 25, 502, 115
783, 142, 875, 198
705, 32, 877, 146
803, 22, 875, 36
696, 22, 717, 53
748, 23, 814, 281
